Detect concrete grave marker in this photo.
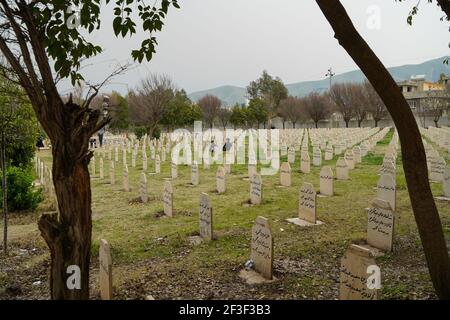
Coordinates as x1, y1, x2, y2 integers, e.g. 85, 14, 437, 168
99, 158, 104, 179
336, 157, 349, 180
155, 155, 161, 174
199, 193, 213, 241
109, 161, 115, 185
344, 150, 355, 170
319, 166, 334, 196
191, 162, 199, 186
312, 147, 322, 167
300, 151, 310, 174
377, 174, 396, 211
123, 165, 130, 192
367, 199, 394, 252
250, 174, 263, 205
216, 166, 226, 194
99, 239, 113, 300
340, 244, 379, 300
171, 162, 178, 179
163, 180, 173, 217
280, 162, 291, 187
287, 147, 295, 164
140, 173, 148, 203
251, 216, 273, 280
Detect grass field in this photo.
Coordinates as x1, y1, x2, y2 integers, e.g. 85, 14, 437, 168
1, 128, 449, 300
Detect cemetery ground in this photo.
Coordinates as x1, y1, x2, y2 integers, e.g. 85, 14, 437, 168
1, 130, 449, 300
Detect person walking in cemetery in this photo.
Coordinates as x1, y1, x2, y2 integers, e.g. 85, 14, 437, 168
210, 139, 218, 156
98, 127, 105, 147
223, 138, 232, 152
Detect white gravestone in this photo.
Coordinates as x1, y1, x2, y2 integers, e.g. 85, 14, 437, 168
336, 158, 349, 180
109, 161, 115, 185
250, 174, 263, 205
191, 163, 199, 186
199, 193, 213, 241
300, 151, 310, 174
377, 174, 396, 212
251, 216, 273, 280
163, 180, 173, 217
280, 162, 291, 187
123, 165, 130, 192
319, 166, 334, 196
216, 166, 226, 194
99, 239, 113, 300
367, 199, 394, 252
340, 244, 379, 300
140, 173, 148, 203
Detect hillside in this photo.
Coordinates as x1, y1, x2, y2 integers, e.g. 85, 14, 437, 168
188, 56, 450, 106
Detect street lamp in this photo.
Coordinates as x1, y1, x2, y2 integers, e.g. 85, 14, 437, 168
325, 67, 335, 89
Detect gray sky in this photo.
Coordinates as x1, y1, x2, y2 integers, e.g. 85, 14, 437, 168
59, 0, 449, 96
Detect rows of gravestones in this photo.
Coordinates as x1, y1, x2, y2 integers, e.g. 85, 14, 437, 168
421, 127, 450, 200
33, 125, 448, 300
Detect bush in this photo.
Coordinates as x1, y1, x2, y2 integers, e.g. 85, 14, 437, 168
134, 126, 147, 140
0, 166, 43, 211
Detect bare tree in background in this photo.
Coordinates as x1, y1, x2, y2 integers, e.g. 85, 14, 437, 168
198, 95, 222, 129
129, 74, 175, 137
330, 83, 356, 127
217, 107, 232, 130
420, 90, 449, 128
351, 84, 369, 127
362, 80, 388, 127
305, 92, 331, 128
278, 96, 306, 129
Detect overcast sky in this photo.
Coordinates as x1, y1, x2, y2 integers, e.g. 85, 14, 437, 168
58, 0, 449, 96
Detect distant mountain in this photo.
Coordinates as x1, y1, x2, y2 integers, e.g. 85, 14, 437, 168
188, 56, 450, 106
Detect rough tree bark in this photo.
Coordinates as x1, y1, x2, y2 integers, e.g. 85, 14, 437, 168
37, 98, 104, 299
316, 0, 450, 299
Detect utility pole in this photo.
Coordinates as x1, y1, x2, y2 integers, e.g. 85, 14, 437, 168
325, 67, 335, 89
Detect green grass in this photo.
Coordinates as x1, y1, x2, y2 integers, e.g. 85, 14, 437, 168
3, 128, 449, 300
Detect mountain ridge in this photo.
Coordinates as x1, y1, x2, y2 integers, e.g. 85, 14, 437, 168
188, 56, 450, 106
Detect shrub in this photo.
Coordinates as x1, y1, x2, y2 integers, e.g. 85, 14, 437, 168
0, 166, 43, 211
133, 126, 147, 140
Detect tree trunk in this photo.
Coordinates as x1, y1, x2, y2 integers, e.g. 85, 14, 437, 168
1, 133, 7, 255
37, 99, 100, 300
315, 121, 319, 128
374, 119, 379, 127
293, 122, 296, 129
345, 120, 349, 128
316, 0, 450, 299
434, 119, 439, 128
358, 119, 362, 127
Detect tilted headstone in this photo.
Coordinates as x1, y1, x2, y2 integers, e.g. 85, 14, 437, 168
99, 239, 113, 300
251, 216, 273, 280
367, 198, 394, 252
163, 180, 173, 217
298, 182, 317, 224
250, 174, 263, 205
216, 166, 226, 194
199, 193, 213, 241
319, 166, 334, 196
336, 157, 349, 180
280, 162, 291, 187
340, 244, 379, 300
377, 174, 396, 211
